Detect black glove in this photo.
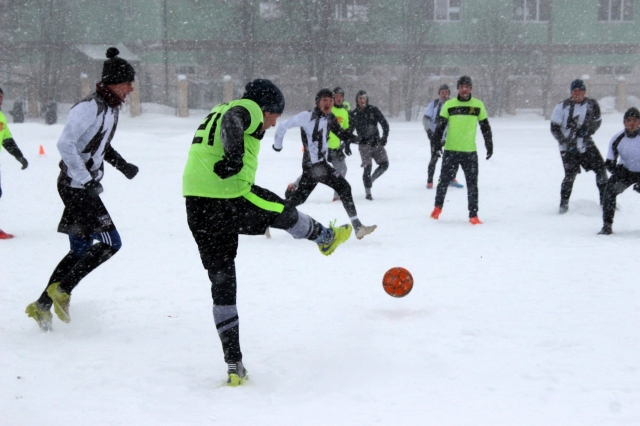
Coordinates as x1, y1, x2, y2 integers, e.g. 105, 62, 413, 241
576, 126, 590, 138
213, 158, 242, 179
18, 157, 28, 170
84, 179, 104, 197
485, 141, 493, 160
272, 144, 282, 152
344, 141, 352, 156
118, 163, 138, 179
380, 136, 388, 146
562, 138, 578, 155
634, 183, 640, 193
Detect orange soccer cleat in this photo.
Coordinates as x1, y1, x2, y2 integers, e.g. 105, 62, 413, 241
0, 229, 15, 239
430, 207, 442, 220
469, 216, 483, 225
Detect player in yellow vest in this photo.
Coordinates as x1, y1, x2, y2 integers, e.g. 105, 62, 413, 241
430, 76, 493, 224
327, 86, 351, 201
0, 86, 29, 239
183, 79, 352, 386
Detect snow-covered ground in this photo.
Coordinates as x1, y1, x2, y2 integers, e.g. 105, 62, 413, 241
1, 104, 639, 426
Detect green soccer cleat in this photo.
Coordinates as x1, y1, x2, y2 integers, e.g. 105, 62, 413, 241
46, 282, 71, 323
25, 302, 53, 332
318, 221, 352, 256
226, 362, 248, 387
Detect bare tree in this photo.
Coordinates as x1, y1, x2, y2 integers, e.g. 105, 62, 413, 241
35, 0, 69, 105
399, 0, 432, 121
234, 0, 260, 84
472, 0, 517, 116
280, 0, 335, 87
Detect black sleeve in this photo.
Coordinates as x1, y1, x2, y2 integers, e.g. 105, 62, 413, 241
214, 106, 251, 179
580, 100, 602, 137
104, 144, 128, 170
2, 138, 26, 161
374, 107, 390, 138
328, 114, 357, 143
550, 122, 565, 143
604, 159, 617, 174
432, 116, 448, 146
479, 119, 493, 154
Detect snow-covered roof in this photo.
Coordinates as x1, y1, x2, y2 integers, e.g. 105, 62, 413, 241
76, 43, 140, 62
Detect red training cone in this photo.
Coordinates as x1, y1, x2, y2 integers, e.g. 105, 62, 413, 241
39, 145, 45, 155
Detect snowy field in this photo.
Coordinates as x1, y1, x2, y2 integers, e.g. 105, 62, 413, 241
1, 101, 639, 426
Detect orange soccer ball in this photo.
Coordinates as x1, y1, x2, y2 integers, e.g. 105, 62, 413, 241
382, 267, 414, 298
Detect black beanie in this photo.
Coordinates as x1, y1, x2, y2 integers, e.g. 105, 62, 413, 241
242, 79, 285, 114
570, 79, 586, 92
101, 47, 136, 85
438, 84, 450, 92
624, 107, 640, 120
315, 88, 334, 104
333, 86, 345, 95
457, 76, 472, 88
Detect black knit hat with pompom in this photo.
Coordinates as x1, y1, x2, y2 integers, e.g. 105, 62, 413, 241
102, 47, 136, 85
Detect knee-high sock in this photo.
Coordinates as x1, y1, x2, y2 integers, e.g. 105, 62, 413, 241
37, 252, 81, 307
58, 243, 118, 294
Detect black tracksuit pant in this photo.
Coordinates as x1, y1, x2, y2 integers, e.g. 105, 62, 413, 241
288, 162, 358, 218
435, 151, 479, 218
602, 166, 640, 225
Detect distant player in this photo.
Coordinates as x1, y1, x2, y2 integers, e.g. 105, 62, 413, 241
274, 88, 376, 240
423, 84, 462, 189
598, 107, 640, 235
349, 90, 390, 200
430, 76, 493, 224
550, 79, 608, 214
0, 86, 29, 239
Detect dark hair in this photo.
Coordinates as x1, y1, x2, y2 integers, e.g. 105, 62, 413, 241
315, 88, 334, 104
438, 84, 450, 92
333, 86, 345, 95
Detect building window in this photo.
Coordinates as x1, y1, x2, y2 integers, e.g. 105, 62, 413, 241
596, 65, 633, 75
426, 0, 462, 22
513, 0, 551, 22
598, 0, 634, 21
513, 65, 546, 76
175, 65, 196, 76
260, 1, 281, 20
335, 0, 369, 22
424, 66, 461, 76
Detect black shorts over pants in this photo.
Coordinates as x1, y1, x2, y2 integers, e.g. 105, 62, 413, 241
186, 185, 297, 270
57, 183, 115, 237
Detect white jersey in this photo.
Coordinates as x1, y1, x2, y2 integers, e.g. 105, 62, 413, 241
274, 109, 337, 167
423, 98, 448, 140
550, 97, 601, 153
607, 130, 640, 173
57, 93, 119, 188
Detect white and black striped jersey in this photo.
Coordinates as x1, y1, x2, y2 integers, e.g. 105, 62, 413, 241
550, 97, 602, 153
57, 92, 121, 188
607, 129, 640, 173
274, 107, 355, 168
423, 98, 448, 140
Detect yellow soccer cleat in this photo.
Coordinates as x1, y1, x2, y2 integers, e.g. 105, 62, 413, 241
25, 302, 53, 332
226, 362, 248, 387
318, 221, 352, 256
46, 282, 71, 323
